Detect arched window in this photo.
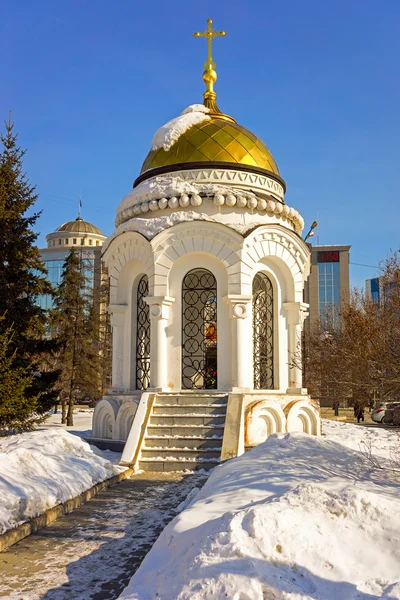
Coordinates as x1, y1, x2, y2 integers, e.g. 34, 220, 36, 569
253, 272, 274, 389
136, 275, 150, 390
182, 269, 217, 390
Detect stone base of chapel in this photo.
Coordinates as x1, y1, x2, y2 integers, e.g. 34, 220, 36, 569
92, 391, 321, 470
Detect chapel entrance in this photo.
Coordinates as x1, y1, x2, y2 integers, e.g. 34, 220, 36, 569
182, 268, 217, 390
253, 272, 274, 389
136, 274, 150, 390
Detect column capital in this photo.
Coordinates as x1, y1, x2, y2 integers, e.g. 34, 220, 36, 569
223, 295, 252, 319
108, 303, 128, 314
144, 296, 175, 320
108, 303, 127, 327
283, 301, 309, 324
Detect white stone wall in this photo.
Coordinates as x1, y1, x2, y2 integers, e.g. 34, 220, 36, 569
102, 220, 310, 395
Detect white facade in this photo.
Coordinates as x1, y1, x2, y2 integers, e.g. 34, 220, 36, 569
93, 162, 321, 468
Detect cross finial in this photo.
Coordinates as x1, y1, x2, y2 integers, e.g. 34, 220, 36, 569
193, 18, 226, 113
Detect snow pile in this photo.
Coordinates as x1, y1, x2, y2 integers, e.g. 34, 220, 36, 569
152, 104, 210, 151
119, 431, 400, 600
0, 429, 124, 534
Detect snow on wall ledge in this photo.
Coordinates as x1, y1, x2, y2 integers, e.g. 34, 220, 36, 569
103, 211, 297, 252
0, 429, 123, 535
151, 105, 210, 151
118, 426, 400, 600
104, 212, 215, 250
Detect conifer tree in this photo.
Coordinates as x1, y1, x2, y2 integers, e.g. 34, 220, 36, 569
52, 249, 101, 425
92, 271, 112, 397
0, 320, 45, 432
0, 117, 59, 417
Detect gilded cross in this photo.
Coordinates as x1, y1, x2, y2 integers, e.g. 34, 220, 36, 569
193, 18, 226, 70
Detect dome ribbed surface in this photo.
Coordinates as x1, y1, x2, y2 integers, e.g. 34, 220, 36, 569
57, 217, 104, 236
141, 116, 279, 175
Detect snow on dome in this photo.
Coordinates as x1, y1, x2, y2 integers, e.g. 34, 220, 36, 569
151, 105, 210, 151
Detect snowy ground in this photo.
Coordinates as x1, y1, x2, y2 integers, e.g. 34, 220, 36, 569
323, 419, 400, 462
42, 407, 94, 438
0, 472, 209, 600
0, 425, 123, 535
1, 416, 399, 599
119, 420, 400, 600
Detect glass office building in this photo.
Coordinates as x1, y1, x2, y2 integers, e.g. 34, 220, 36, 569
37, 257, 95, 310
318, 256, 341, 324
366, 277, 381, 304
37, 259, 65, 310
304, 245, 351, 328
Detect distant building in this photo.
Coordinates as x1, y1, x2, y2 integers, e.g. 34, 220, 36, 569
366, 275, 399, 306
365, 277, 381, 304
304, 245, 351, 327
38, 216, 106, 310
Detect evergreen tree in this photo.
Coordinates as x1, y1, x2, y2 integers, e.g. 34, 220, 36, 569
92, 270, 112, 397
0, 321, 45, 432
0, 117, 59, 415
52, 249, 101, 425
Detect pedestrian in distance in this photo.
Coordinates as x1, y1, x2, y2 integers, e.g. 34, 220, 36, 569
354, 402, 365, 423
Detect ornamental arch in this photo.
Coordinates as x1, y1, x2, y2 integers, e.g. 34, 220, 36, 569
102, 232, 154, 305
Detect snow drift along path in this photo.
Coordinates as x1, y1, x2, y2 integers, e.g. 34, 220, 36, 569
119, 425, 400, 600
0, 429, 124, 534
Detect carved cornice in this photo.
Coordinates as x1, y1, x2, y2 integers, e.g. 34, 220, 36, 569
115, 192, 304, 235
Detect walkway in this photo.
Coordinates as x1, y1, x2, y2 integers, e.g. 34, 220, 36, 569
0, 472, 208, 600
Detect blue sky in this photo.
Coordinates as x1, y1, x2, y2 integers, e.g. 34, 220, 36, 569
2, 0, 399, 287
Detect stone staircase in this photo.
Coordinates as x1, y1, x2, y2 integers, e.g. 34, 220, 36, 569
138, 393, 228, 472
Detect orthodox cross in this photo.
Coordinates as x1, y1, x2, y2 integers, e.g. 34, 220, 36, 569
193, 18, 226, 70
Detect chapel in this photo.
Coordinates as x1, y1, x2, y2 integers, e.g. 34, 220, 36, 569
92, 19, 321, 471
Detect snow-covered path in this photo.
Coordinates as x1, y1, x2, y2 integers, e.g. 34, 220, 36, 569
0, 472, 208, 600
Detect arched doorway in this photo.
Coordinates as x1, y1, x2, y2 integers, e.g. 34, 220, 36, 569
253, 272, 274, 389
182, 269, 217, 390
136, 275, 150, 390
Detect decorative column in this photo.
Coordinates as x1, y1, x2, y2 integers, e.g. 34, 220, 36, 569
224, 295, 253, 391
283, 301, 309, 394
109, 304, 128, 391
144, 296, 175, 391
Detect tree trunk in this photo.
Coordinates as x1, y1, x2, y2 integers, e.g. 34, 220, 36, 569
66, 387, 74, 426
61, 398, 67, 424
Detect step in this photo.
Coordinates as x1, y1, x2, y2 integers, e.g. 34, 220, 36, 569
155, 395, 228, 406
146, 425, 225, 437
141, 448, 221, 460
150, 415, 226, 427
152, 404, 227, 416
139, 459, 218, 472
144, 437, 223, 449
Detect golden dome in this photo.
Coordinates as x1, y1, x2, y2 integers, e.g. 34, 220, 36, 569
57, 216, 104, 236
140, 116, 280, 176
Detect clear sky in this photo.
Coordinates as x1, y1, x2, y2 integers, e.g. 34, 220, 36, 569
2, 0, 399, 288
